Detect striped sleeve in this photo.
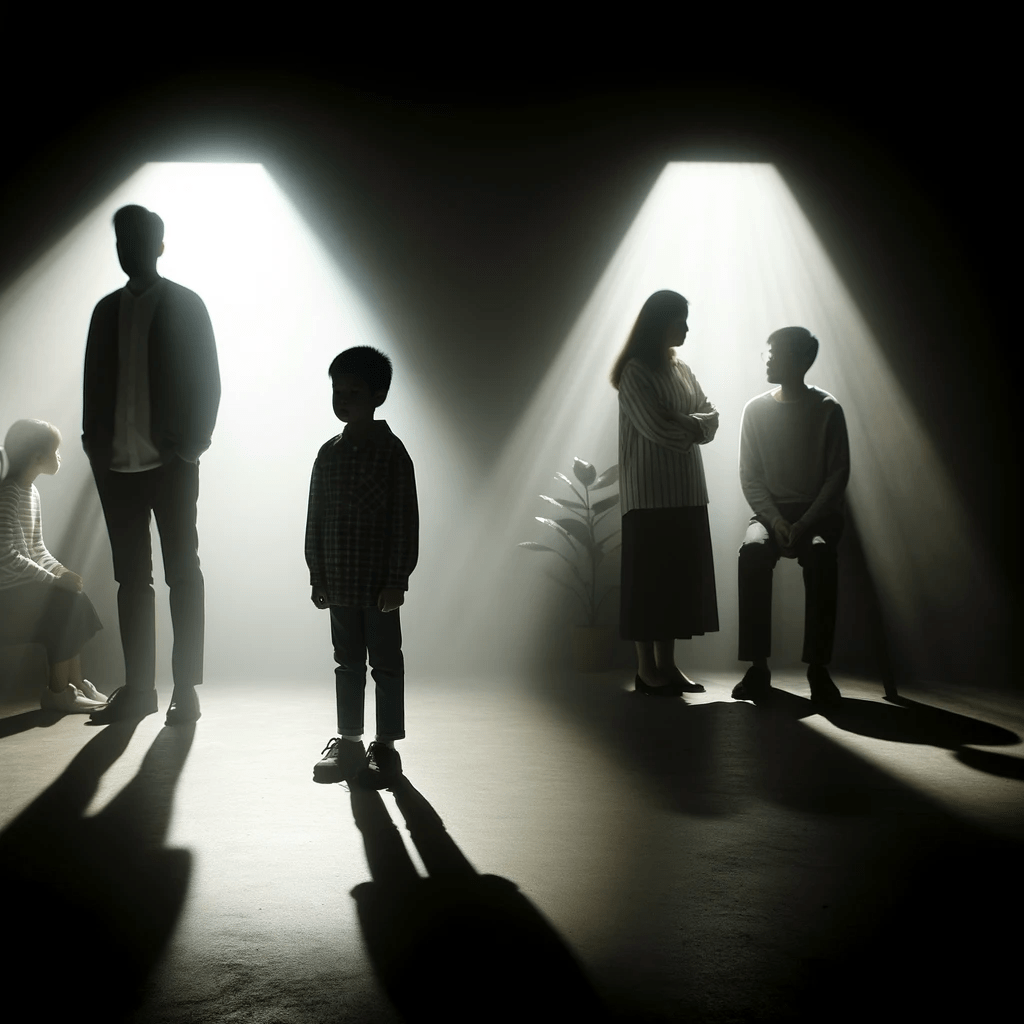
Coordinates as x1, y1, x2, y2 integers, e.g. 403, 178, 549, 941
618, 361, 697, 453
687, 366, 720, 443
617, 360, 713, 512
0, 484, 60, 588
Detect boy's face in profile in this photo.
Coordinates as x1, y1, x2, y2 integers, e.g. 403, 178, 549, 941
332, 374, 385, 427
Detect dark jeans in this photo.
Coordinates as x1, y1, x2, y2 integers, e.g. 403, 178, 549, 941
330, 605, 405, 741
737, 502, 844, 665
92, 457, 204, 692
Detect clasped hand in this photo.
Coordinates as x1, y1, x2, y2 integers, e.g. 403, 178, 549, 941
56, 569, 83, 592
773, 519, 805, 557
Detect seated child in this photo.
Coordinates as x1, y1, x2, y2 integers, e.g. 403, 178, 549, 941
0, 419, 106, 712
305, 347, 419, 788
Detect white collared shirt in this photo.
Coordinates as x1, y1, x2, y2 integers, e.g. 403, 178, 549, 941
110, 278, 164, 472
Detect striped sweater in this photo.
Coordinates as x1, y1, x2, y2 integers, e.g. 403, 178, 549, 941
0, 480, 63, 590
618, 356, 719, 513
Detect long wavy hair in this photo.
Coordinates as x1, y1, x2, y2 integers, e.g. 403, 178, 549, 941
609, 290, 688, 390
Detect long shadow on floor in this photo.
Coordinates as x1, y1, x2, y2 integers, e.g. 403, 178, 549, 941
529, 673, 1023, 1022
0, 722, 195, 1019
818, 693, 1019, 749
544, 675, 1020, 818
350, 776, 607, 1022
0, 708, 64, 738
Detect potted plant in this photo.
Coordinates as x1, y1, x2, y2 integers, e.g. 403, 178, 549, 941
518, 458, 621, 671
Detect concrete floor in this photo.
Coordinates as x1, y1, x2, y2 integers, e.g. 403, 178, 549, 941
1, 670, 1021, 1022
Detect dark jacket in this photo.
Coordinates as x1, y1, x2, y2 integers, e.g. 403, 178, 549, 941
82, 279, 220, 466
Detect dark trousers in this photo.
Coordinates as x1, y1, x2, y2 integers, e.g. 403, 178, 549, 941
92, 458, 204, 692
737, 502, 843, 665
330, 605, 405, 741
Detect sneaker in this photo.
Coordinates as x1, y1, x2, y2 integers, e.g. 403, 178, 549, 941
77, 679, 107, 704
732, 665, 772, 702
40, 685, 106, 714
808, 665, 842, 708
358, 741, 403, 790
314, 737, 366, 783
88, 686, 158, 723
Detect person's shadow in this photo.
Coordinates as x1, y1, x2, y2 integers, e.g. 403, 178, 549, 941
764, 689, 1020, 762
349, 777, 608, 1022
0, 721, 194, 1019
0, 707, 65, 738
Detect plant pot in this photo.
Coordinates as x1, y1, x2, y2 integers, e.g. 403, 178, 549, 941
571, 625, 617, 672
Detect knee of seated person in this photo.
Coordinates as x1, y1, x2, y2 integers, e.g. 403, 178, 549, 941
739, 527, 772, 563
804, 537, 836, 564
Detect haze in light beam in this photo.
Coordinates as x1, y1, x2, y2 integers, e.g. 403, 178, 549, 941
0, 163, 469, 684
444, 162, 1007, 685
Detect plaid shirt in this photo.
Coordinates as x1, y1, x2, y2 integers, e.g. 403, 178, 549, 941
305, 420, 419, 607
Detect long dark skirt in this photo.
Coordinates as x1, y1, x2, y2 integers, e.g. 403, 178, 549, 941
0, 581, 102, 663
620, 506, 719, 641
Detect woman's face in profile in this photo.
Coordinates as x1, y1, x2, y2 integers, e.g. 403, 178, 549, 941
665, 315, 689, 349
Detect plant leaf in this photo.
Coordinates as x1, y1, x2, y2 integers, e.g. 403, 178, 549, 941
535, 516, 574, 545
591, 464, 620, 490
572, 458, 597, 488
556, 517, 593, 548
523, 539, 588, 587
541, 493, 587, 512
591, 494, 619, 515
554, 472, 585, 504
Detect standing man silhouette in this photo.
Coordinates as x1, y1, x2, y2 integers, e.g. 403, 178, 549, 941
83, 205, 220, 725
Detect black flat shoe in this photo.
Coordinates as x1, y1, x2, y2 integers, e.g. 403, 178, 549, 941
675, 676, 706, 693
166, 687, 201, 725
635, 674, 680, 697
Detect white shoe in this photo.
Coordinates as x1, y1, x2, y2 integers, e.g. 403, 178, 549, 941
40, 685, 107, 714
76, 679, 107, 704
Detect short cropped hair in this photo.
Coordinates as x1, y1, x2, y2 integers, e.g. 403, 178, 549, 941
768, 326, 819, 373
113, 205, 165, 259
329, 346, 393, 396
2, 419, 60, 478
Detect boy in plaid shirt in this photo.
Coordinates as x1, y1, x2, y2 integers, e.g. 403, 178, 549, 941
306, 347, 418, 788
